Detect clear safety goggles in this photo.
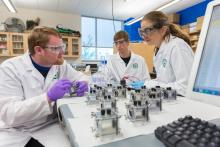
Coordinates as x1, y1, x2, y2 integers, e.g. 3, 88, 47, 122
138, 25, 156, 38
45, 43, 66, 53
113, 39, 127, 46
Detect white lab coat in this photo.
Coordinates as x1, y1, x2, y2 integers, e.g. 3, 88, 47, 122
146, 35, 194, 96
106, 52, 150, 83
0, 53, 89, 147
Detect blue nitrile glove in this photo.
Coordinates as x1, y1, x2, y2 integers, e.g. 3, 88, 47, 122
76, 81, 88, 97
47, 79, 73, 101
129, 81, 145, 89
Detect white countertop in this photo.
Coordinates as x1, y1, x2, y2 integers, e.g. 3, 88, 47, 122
57, 97, 220, 147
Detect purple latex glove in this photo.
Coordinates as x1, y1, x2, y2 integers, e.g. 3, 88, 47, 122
76, 81, 88, 97
47, 79, 73, 101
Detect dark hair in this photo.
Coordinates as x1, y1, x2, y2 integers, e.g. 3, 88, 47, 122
28, 26, 61, 55
142, 11, 191, 46
114, 30, 129, 42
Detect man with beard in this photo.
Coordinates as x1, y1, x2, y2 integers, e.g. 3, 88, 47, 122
0, 26, 89, 147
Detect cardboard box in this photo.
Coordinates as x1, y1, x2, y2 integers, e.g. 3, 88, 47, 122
190, 35, 198, 41
189, 22, 197, 33
168, 13, 180, 24
194, 42, 198, 46
197, 16, 204, 23
196, 16, 204, 31
181, 24, 189, 33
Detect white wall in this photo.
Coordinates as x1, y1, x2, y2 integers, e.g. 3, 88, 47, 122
0, 6, 81, 31
0, 6, 82, 64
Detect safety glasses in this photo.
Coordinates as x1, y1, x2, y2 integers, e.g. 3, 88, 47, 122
45, 43, 66, 53
138, 25, 156, 38
113, 39, 127, 46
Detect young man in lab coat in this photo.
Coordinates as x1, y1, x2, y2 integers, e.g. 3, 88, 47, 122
0, 26, 89, 147
106, 30, 150, 84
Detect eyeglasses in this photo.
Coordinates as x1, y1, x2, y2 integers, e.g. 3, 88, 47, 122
44, 44, 66, 53
113, 39, 127, 46
138, 25, 156, 38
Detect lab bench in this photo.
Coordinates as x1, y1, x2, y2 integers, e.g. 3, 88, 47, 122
57, 96, 220, 147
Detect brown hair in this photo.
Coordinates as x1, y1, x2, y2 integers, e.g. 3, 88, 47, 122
142, 11, 191, 46
28, 26, 61, 55
114, 30, 129, 42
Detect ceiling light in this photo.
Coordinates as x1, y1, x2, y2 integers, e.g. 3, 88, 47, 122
2, 0, 17, 13
156, 0, 182, 11
124, 0, 181, 26
124, 16, 143, 26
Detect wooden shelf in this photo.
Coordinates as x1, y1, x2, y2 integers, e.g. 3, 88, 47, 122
189, 30, 200, 35
192, 45, 197, 48
0, 32, 81, 58
63, 55, 80, 58
72, 55, 81, 57
182, 16, 204, 52
190, 38, 199, 42
13, 48, 24, 50
0, 32, 27, 57
12, 54, 24, 56
62, 35, 81, 58
0, 54, 11, 57
12, 41, 23, 43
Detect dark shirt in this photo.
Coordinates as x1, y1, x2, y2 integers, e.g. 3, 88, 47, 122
30, 55, 50, 78
120, 56, 131, 66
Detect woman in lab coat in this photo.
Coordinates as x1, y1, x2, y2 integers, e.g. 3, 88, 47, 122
139, 11, 194, 96
106, 30, 150, 84
0, 26, 89, 147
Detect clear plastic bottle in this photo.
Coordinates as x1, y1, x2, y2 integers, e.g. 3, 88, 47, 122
98, 56, 109, 86
91, 61, 103, 85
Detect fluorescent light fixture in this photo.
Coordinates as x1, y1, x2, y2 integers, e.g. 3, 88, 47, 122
125, 16, 144, 26
2, 0, 17, 13
156, 0, 181, 11
124, 0, 181, 26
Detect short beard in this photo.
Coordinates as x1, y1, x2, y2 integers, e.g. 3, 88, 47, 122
54, 57, 64, 65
